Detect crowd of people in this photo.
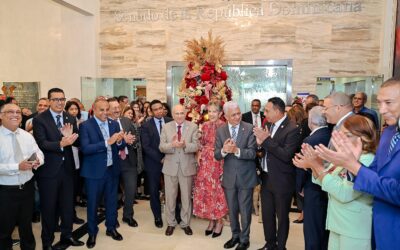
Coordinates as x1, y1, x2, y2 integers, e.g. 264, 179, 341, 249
0, 78, 399, 250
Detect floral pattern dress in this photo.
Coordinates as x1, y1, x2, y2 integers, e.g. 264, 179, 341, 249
193, 120, 228, 220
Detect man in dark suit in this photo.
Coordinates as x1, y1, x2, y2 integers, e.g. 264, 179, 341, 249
79, 99, 126, 248
107, 98, 138, 227
253, 97, 302, 250
141, 100, 173, 228
215, 101, 257, 250
299, 106, 331, 250
242, 99, 265, 127
33, 88, 84, 250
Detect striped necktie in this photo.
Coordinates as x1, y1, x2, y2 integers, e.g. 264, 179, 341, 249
231, 126, 237, 142
389, 131, 400, 154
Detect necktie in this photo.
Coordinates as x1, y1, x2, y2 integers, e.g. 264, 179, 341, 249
11, 132, 24, 163
177, 125, 182, 141
159, 119, 163, 134
389, 131, 400, 154
269, 123, 275, 137
254, 114, 259, 127
231, 126, 237, 142
99, 122, 113, 166
56, 115, 62, 129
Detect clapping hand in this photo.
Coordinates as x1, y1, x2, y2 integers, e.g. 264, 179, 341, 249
222, 138, 238, 154
60, 123, 73, 137
123, 131, 136, 145
315, 130, 363, 175
293, 143, 324, 173
108, 132, 124, 145
253, 126, 271, 145
60, 133, 79, 147
172, 135, 185, 148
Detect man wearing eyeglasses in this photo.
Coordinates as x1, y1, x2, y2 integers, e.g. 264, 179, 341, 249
323, 92, 353, 132
33, 88, 84, 250
0, 103, 44, 250
352, 91, 380, 130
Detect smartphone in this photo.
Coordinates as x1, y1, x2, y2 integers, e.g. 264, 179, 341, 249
27, 152, 37, 162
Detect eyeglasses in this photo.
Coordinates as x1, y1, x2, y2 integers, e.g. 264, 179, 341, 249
1, 110, 22, 116
353, 97, 364, 100
50, 98, 66, 102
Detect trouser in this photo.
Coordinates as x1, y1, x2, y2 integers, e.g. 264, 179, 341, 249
328, 231, 371, 250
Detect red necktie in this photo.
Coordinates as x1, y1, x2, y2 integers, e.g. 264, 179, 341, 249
177, 125, 182, 141
119, 149, 126, 160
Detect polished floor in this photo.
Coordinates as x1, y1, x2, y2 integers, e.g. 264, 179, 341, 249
15, 200, 305, 250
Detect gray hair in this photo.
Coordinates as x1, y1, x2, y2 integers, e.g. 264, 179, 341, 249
223, 101, 240, 114
326, 92, 351, 106
308, 106, 327, 127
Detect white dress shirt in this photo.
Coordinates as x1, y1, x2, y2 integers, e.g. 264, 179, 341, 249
252, 112, 262, 127
0, 126, 44, 185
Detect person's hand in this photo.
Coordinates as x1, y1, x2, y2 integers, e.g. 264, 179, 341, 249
253, 127, 270, 145
222, 138, 234, 153
108, 132, 122, 145
19, 160, 34, 171
60, 123, 73, 137
60, 133, 79, 147
123, 131, 135, 145
314, 130, 362, 174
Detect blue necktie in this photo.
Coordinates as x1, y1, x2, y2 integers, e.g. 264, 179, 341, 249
56, 115, 62, 129
231, 126, 237, 142
99, 122, 113, 166
389, 131, 400, 154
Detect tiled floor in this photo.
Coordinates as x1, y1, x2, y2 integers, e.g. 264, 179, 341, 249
15, 200, 305, 250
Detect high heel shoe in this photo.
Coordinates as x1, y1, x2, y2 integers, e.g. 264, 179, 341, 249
205, 229, 213, 236
205, 221, 216, 236
212, 224, 223, 238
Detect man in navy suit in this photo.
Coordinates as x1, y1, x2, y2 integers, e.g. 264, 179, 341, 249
33, 88, 84, 250
242, 99, 265, 127
299, 106, 331, 250
79, 99, 125, 248
316, 78, 400, 250
141, 100, 173, 228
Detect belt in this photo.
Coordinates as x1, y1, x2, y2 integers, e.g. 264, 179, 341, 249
0, 178, 33, 190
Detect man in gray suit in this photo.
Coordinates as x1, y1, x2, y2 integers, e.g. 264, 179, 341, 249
215, 101, 257, 250
159, 104, 199, 236
107, 98, 138, 227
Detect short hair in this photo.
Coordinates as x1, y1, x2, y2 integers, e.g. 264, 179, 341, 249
326, 92, 351, 106
308, 106, 327, 127
47, 88, 64, 99
306, 94, 319, 104
343, 115, 377, 153
207, 101, 222, 112
0, 103, 19, 112
118, 95, 128, 103
149, 100, 162, 111
107, 97, 118, 103
381, 77, 400, 88
355, 92, 367, 101
223, 101, 239, 114
65, 100, 81, 119
267, 97, 285, 114
38, 97, 49, 102
251, 99, 261, 105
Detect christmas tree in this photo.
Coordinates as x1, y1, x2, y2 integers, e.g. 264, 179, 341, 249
178, 31, 232, 124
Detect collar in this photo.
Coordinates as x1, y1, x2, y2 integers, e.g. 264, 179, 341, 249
0, 125, 21, 136
310, 126, 328, 136
336, 111, 353, 128
228, 122, 239, 130
175, 121, 184, 127
49, 108, 62, 118
94, 116, 108, 126
252, 112, 260, 116
273, 114, 287, 128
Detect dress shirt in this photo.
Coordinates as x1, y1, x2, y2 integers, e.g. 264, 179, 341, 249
0, 126, 44, 185
221, 123, 241, 158
94, 117, 113, 166
154, 117, 164, 135
116, 118, 129, 155
49, 108, 64, 126
252, 112, 262, 127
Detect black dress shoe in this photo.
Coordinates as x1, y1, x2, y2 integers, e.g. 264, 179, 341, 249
155, 218, 163, 228
205, 229, 213, 236
59, 237, 85, 247
122, 217, 138, 227
257, 243, 277, 250
182, 226, 193, 235
292, 219, 304, 224
106, 229, 123, 241
236, 242, 250, 250
224, 238, 240, 249
165, 226, 175, 236
73, 216, 85, 224
32, 212, 40, 223
86, 235, 96, 249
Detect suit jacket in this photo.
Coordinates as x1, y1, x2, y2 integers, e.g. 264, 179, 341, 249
79, 117, 125, 179
215, 121, 257, 189
242, 111, 265, 126
141, 117, 173, 172
354, 125, 400, 249
261, 117, 302, 194
118, 117, 138, 169
33, 109, 78, 178
159, 120, 199, 177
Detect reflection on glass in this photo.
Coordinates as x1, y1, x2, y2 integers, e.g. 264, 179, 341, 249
168, 61, 292, 113
81, 77, 146, 110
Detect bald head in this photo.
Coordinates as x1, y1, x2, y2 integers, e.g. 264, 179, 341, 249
172, 104, 186, 124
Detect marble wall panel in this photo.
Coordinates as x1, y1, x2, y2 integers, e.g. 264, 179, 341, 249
100, 0, 386, 101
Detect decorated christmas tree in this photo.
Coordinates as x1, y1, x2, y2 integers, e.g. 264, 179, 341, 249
178, 31, 232, 124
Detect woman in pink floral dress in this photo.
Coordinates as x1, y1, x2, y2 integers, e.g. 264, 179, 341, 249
193, 102, 228, 238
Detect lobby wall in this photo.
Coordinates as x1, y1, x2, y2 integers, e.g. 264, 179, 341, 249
0, 0, 99, 100
100, 0, 394, 102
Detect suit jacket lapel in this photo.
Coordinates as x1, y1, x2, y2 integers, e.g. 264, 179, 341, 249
380, 128, 400, 170
235, 122, 244, 146
44, 110, 61, 135
90, 118, 104, 140
224, 124, 231, 141
272, 117, 289, 139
